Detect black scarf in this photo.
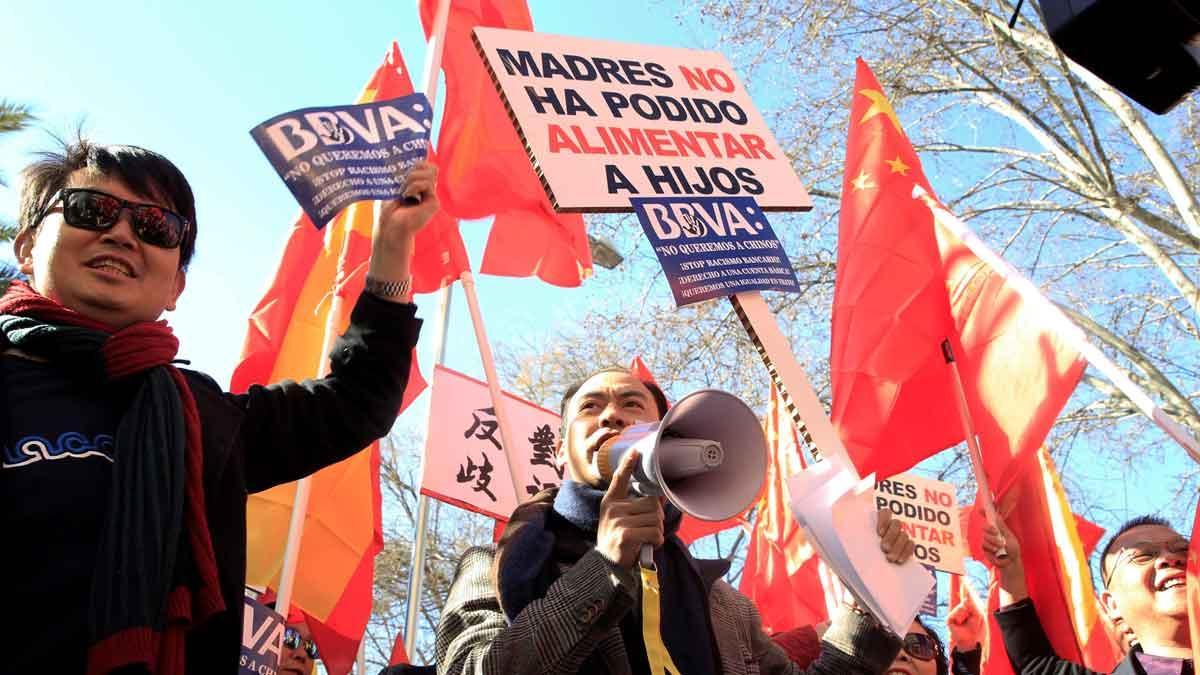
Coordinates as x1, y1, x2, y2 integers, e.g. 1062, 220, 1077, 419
495, 480, 719, 675
0, 282, 222, 675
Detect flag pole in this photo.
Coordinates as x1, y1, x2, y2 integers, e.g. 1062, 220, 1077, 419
941, 339, 1007, 558
403, 0, 454, 658
403, 285, 452, 656
915, 185, 1200, 465
277, 202, 378, 618
459, 270, 524, 501
274, 476, 312, 618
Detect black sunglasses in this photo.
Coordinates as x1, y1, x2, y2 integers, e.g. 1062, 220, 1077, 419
283, 627, 319, 659
38, 187, 189, 249
902, 632, 941, 662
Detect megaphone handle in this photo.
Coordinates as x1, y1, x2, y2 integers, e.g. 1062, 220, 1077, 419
639, 544, 654, 569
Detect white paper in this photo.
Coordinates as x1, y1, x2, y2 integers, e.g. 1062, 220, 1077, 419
787, 463, 934, 635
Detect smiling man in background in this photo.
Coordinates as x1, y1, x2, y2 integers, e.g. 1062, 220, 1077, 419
984, 515, 1191, 674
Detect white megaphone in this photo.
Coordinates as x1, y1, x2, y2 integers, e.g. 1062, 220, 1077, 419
595, 389, 768, 527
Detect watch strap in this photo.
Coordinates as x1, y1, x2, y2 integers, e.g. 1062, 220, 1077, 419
364, 275, 412, 298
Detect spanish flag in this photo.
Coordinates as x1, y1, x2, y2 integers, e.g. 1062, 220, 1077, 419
968, 448, 1121, 674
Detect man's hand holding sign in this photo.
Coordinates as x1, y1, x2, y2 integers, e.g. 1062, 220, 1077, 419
369, 160, 439, 302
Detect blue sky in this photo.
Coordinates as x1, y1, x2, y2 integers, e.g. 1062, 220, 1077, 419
0, 0, 709, 392
3, 2, 1196, 651
3, 0, 1192, 533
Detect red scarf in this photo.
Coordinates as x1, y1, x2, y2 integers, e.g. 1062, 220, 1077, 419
0, 281, 223, 674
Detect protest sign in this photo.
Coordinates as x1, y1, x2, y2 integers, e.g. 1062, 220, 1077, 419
632, 195, 800, 306
420, 365, 563, 520
472, 27, 810, 212
241, 595, 284, 675
250, 93, 431, 229
874, 473, 967, 574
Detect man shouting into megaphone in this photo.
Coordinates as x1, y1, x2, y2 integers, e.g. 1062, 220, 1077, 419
435, 366, 914, 675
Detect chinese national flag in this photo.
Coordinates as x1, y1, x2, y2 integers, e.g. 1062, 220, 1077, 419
966, 448, 1121, 675
418, 0, 593, 287
830, 58, 1085, 497
738, 384, 827, 633
628, 356, 743, 544
231, 43, 458, 675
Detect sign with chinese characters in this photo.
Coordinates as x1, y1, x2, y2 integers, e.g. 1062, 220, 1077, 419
420, 365, 564, 520
874, 473, 966, 575
472, 27, 811, 212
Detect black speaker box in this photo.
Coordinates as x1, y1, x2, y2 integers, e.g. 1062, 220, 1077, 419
1040, 0, 1200, 113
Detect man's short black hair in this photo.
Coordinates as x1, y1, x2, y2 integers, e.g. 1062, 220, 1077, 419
1098, 514, 1174, 586
558, 366, 670, 427
17, 136, 198, 269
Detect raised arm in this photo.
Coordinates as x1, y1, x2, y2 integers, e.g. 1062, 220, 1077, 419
232, 162, 438, 491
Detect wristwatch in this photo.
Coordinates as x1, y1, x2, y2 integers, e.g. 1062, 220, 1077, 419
364, 275, 412, 298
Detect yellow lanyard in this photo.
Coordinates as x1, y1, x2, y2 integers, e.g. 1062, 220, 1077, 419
640, 565, 682, 675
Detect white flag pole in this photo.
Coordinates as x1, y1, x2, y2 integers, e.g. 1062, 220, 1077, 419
273, 477, 312, 619
914, 185, 1200, 465
403, 0, 454, 658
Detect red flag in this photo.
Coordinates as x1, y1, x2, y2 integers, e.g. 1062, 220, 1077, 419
738, 384, 827, 633
388, 632, 410, 667
967, 449, 1120, 674
830, 58, 1085, 497
627, 356, 742, 544
418, 0, 593, 286
232, 43, 445, 675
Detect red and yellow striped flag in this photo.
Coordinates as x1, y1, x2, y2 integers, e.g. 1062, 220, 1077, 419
969, 447, 1121, 675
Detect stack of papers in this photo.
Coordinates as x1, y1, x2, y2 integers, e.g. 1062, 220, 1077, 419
787, 460, 934, 636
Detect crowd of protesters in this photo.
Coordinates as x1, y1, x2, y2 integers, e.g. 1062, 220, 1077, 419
1, 139, 1191, 675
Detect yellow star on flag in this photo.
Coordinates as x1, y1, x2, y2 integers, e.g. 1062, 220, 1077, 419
851, 170, 876, 192
885, 156, 910, 175
858, 89, 902, 133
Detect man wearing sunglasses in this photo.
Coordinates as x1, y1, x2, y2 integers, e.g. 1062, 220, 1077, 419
281, 623, 319, 675
1, 139, 434, 675
983, 515, 1192, 674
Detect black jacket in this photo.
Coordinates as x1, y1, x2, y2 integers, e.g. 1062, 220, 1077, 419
996, 598, 1145, 675
182, 293, 421, 673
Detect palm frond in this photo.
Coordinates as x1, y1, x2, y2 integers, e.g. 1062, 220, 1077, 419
0, 100, 35, 134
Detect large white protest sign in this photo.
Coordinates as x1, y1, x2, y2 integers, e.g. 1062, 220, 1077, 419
473, 27, 811, 212
874, 472, 967, 574
420, 366, 563, 520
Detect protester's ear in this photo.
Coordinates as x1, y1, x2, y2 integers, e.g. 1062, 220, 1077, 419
1100, 588, 1121, 619
554, 433, 567, 473
14, 227, 36, 277
164, 268, 187, 311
